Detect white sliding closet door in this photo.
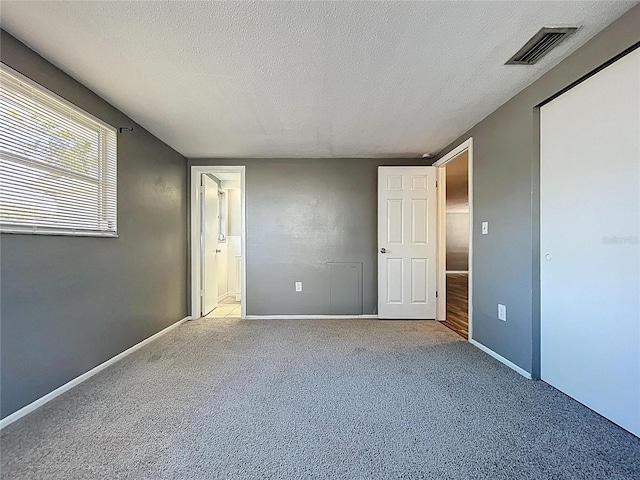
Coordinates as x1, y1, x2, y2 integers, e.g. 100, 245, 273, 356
540, 48, 639, 437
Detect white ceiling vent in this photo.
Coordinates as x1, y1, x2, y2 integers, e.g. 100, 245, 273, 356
506, 27, 579, 65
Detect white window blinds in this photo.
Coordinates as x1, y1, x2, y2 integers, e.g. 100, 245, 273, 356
0, 64, 117, 236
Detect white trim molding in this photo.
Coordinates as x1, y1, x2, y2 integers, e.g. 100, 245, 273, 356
433, 137, 474, 341
245, 314, 379, 320
191, 166, 246, 320
0, 316, 190, 430
470, 339, 532, 379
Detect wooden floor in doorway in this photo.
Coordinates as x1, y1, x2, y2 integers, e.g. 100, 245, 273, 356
444, 273, 468, 338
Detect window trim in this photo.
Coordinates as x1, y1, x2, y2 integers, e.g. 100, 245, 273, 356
0, 63, 118, 238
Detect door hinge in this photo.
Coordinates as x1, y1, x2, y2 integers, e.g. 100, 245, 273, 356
435, 180, 438, 188
200, 289, 204, 297
435, 290, 438, 298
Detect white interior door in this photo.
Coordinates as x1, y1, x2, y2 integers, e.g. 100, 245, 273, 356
378, 166, 437, 319
540, 49, 639, 437
202, 175, 219, 315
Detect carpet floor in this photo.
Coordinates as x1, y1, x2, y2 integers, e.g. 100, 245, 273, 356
1, 319, 639, 479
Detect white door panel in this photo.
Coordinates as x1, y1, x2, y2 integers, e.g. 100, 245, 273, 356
202, 175, 219, 315
378, 167, 437, 319
540, 49, 639, 437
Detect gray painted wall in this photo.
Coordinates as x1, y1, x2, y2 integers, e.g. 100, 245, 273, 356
188, 158, 425, 315
434, 5, 640, 377
0, 31, 188, 418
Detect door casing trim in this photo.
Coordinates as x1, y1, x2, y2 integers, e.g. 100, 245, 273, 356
433, 138, 473, 341
190, 166, 246, 319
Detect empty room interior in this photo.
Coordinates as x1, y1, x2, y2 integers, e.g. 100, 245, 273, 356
0, 1, 639, 478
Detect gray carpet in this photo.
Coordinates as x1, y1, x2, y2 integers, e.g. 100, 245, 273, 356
1, 319, 639, 479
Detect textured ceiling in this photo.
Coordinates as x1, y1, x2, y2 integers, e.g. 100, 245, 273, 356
1, 1, 635, 158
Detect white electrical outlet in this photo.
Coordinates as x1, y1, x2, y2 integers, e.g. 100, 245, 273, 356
295, 281, 303, 292
482, 221, 489, 235
498, 304, 507, 321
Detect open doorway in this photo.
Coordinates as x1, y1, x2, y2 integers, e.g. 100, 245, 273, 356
191, 166, 246, 320
434, 139, 473, 339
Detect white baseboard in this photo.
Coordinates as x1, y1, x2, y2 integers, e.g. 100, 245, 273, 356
470, 338, 532, 379
0, 316, 190, 430
218, 293, 229, 302
245, 314, 378, 320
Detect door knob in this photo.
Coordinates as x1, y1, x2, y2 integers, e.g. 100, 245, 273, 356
216, 249, 222, 253
380, 248, 386, 254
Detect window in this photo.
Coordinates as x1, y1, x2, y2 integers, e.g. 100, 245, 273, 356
0, 64, 117, 236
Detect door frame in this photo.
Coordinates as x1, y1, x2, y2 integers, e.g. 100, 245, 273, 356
190, 166, 246, 319
432, 138, 473, 340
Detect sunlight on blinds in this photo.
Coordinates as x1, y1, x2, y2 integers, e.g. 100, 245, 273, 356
0, 64, 117, 236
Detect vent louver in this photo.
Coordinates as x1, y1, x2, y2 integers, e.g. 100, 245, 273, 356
506, 27, 578, 65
